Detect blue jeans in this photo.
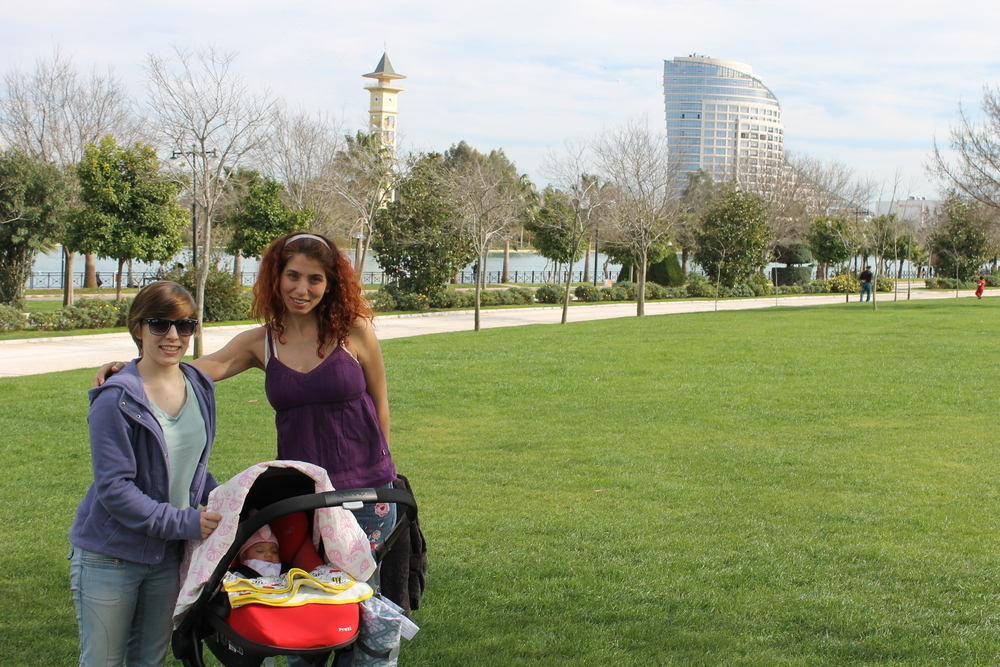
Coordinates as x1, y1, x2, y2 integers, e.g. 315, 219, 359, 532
69, 545, 181, 667
860, 282, 873, 301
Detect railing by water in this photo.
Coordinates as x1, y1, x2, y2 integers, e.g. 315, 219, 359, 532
26, 270, 607, 290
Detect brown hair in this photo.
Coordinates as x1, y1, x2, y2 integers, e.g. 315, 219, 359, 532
252, 232, 372, 357
127, 281, 197, 354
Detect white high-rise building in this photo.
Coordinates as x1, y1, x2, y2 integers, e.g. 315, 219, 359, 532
663, 55, 784, 186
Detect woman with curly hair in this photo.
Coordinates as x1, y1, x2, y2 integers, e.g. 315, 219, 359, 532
97, 232, 396, 548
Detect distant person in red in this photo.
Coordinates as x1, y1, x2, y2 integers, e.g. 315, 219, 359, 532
976, 276, 986, 299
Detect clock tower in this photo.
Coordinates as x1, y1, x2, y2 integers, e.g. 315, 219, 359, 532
363, 53, 406, 154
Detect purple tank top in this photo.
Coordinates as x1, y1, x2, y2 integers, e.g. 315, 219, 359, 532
264, 334, 395, 489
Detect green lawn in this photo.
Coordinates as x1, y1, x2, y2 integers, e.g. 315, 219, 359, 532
2, 299, 1000, 665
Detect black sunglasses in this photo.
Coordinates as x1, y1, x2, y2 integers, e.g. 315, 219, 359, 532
144, 318, 198, 337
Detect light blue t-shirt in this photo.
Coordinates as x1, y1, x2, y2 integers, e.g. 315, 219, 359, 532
150, 376, 207, 510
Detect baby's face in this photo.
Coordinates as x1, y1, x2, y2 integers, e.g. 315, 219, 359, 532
245, 541, 280, 563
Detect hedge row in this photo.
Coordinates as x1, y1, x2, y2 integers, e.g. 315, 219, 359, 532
4, 273, 902, 331
371, 275, 897, 312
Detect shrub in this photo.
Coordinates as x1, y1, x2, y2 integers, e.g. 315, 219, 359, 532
646, 253, 685, 287
27, 310, 76, 331
730, 284, 755, 298
804, 279, 830, 294
369, 287, 397, 312
534, 284, 565, 304
507, 287, 535, 305
986, 271, 1000, 287
646, 282, 668, 300
0, 303, 27, 330
616, 281, 638, 300
926, 277, 975, 290
600, 285, 628, 301
666, 286, 688, 298
775, 266, 813, 286
828, 274, 860, 293
71, 297, 130, 328
390, 290, 430, 311
574, 284, 602, 302
170, 267, 250, 322
427, 289, 473, 309
875, 275, 895, 292
687, 281, 717, 298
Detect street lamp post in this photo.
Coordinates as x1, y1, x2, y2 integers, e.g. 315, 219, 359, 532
171, 147, 217, 269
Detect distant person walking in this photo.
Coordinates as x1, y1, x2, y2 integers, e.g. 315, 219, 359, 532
859, 266, 874, 302
976, 276, 986, 299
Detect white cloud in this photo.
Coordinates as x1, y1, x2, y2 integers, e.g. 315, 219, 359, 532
3, 0, 999, 197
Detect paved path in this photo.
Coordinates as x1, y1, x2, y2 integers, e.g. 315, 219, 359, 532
0, 287, 986, 377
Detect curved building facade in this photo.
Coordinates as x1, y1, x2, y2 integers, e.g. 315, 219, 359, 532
663, 56, 784, 186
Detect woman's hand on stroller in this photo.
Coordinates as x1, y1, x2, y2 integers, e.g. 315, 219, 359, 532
200, 510, 222, 539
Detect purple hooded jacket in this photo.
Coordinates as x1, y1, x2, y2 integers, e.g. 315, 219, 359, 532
69, 361, 218, 565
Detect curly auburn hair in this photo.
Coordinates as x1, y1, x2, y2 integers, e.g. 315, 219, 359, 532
252, 232, 373, 357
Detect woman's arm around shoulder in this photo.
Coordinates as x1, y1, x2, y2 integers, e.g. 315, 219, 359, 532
348, 317, 390, 444
189, 326, 267, 381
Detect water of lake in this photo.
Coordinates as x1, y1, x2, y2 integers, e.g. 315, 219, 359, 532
31, 247, 622, 281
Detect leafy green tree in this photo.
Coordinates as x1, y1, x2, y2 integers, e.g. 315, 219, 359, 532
371, 152, 474, 296
677, 169, 724, 274
929, 196, 995, 281
72, 136, 187, 299
525, 188, 582, 266
694, 188, 771, 287
0, 150, 70, 307
224, 173, 312, 259
806, 216, 856, 279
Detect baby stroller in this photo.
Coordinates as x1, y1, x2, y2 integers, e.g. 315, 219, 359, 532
171, 461, 418, 667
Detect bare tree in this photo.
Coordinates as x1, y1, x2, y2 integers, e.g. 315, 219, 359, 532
0, 46, 142, 303
931, 85, 1000, 213
737, 153, 875, 253
592, 119, 681, 316
445, 146, 525, 331
144, 45, 276, 357
265, 105, 344, 230
319, 131, 397, 268
542, 142, 613, 324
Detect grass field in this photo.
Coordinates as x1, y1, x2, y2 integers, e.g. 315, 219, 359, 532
2, 299, 1000, 665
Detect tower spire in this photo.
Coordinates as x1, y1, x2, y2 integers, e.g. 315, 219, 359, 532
363, 53, 406, 153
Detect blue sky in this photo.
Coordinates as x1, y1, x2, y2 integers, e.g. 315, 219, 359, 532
4, 0, 999, 199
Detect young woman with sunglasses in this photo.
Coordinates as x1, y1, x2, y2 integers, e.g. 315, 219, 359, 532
71, 281, 222, 667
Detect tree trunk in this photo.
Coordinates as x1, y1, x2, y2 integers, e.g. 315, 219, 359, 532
84, 253, 98, 288
636, 253, 647, 317
127, 259, 134, 289
233, 249, 243, 281
502, 240, 510, 284
681, 247, 689, 276
63, 248, 75, 307
194, 219, 211, 358
116, 258, 125, 301
473, 248, 486, 332
582, 242, 591, 285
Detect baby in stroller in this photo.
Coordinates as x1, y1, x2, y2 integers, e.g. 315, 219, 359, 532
173, 461, 418, 667
234, 524, 283, 578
